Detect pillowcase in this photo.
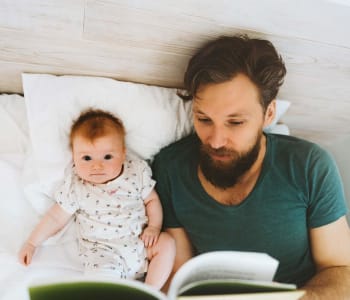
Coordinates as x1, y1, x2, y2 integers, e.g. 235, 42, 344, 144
263, 99, 290, 133
22, 73, 289, 214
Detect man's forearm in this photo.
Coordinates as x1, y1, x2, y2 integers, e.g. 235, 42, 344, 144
301, 266, 350, 299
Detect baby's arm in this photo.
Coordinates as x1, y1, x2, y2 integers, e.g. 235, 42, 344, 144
18, 203, 72, 266
140, 189, 163, 248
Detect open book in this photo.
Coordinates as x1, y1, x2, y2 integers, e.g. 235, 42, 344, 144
28, 251, 305, 300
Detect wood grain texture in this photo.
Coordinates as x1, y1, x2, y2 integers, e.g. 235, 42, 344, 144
0, 0, 349, 144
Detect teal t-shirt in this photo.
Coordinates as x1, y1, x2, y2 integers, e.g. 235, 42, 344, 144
152, 133, 347, 286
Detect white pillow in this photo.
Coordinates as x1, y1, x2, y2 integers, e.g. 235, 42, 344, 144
22, 74, 193, 213
264, 99, 290, 134
22, 73, 289, 214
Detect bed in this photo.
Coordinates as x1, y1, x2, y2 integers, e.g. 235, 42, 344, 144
1, 1, 350, 299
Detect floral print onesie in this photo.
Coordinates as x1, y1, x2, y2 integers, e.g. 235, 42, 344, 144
55, 155, 155, 279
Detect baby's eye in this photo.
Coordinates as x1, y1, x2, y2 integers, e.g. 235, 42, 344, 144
83, 155, 92, 161
104, 154, 113, 160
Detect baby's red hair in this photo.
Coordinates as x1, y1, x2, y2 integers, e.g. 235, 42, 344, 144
70, 108, 125, 149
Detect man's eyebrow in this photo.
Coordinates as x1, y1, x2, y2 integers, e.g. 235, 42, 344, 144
227, 113, 246, 118
192, 107, 206, 114
193, 108, 246, 118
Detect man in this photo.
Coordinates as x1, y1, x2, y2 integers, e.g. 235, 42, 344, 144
152, 35, 350, 298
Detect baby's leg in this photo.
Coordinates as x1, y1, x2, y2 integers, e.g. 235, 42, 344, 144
82, 247, 127, 280
145, 232, 175, 289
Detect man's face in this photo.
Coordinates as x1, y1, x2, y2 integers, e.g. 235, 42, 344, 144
192, 73, 275, 189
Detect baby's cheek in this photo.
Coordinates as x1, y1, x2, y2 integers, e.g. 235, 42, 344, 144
75, 165, 88, 179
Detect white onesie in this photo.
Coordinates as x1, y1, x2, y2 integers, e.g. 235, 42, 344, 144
55, 155, 155, 279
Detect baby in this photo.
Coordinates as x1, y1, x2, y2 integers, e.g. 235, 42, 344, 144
18, 108, 175, 289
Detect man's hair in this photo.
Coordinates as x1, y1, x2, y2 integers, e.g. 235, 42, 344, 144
179, 34, 286, 110
70, 108, 125, 148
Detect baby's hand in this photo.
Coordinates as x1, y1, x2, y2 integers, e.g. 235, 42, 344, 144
140, 226, 160, 248
18, 242, 36, 266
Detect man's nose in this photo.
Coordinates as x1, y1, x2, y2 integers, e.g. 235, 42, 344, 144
208, 127, 228, 149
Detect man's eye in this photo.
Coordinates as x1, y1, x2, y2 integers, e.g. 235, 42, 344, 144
104, 154, 113, 160
197, 117, 211, 123
228, 121, 244, 126
83, 155, 92, 161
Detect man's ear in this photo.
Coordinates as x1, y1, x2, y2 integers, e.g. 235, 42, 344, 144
263, 100, 276, 127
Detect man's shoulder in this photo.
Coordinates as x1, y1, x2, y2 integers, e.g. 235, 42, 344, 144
269, 133, 323, 152
268, 133, 331, 162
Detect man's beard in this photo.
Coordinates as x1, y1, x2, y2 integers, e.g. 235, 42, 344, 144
199, 133, 262, 190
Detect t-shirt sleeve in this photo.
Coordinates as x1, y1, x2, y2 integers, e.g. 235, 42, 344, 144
54, 169, 79, 215
152, 152, 182, 228
139, 160, 156, 199
307, 146, 348, 228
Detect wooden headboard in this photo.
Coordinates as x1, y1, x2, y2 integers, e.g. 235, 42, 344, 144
1, 0, 350, 144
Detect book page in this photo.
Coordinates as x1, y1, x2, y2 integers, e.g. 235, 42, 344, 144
178, 290, 305, 300
168, 251, 279, 299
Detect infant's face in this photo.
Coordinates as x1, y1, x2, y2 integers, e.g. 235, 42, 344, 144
72, 132, 126, 184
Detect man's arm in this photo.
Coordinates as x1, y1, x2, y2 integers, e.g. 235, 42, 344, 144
161, 227, 195, 292
301, 216, 350, 299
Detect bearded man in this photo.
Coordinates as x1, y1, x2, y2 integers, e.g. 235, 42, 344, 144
152, 35, 350, 299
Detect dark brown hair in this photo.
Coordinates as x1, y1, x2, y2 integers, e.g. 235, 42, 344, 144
70, 108, 125, 149
179, 34, 286, 110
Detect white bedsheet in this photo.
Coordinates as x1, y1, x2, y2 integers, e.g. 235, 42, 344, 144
0, 94, 83, 299
0, 154, 84, 300
0, 246, 81, 300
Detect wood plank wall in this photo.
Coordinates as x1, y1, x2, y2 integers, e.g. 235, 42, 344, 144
0, 0, 350, 144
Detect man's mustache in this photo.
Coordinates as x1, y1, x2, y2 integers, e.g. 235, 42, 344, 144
201, 145, 235, 156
